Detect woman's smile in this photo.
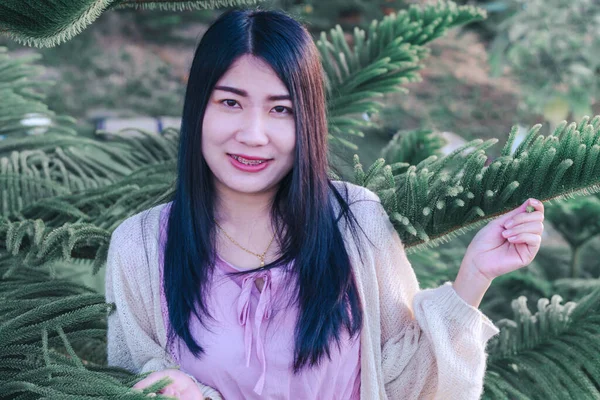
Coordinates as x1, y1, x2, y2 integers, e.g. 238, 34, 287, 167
228, 153, 272, 172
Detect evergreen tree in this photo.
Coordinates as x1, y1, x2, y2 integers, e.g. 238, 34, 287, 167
0, 48, 77, 138
1, 1, 600, 398
545, 195, 600, 278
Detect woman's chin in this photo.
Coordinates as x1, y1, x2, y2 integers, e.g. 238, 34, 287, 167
216, 178, 277, 196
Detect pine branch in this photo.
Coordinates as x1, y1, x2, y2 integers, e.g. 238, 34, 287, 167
0, 130, 178, 217
380, 128, 447, 166
0, 220, 111, 274
112, 0, 263, 10
320, 1, 486, 148
553, 278, 600, 301
483, 288, 600, 399
16, 159, 176, 231
0, 262, 175, 399
480, 272, 555, 322
0, 0, 264, 48
352, 116, 600, 255
0, 47, 77, 138
7, 115, 600, 273
545, 195, 600, 249
0, 129, 178, 164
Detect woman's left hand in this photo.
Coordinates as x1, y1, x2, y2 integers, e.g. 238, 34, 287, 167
463, 198, 545, 281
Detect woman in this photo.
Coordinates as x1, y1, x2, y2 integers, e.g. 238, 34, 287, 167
105, 8, 545, 400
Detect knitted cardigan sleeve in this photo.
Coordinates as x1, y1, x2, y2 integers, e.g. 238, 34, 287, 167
105, 209, 222, 400
358, 188, 500, 399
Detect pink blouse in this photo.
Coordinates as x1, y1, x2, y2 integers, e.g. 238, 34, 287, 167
158, 203, 361, 399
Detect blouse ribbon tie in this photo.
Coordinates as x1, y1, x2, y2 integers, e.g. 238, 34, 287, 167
237, 270, 273, 395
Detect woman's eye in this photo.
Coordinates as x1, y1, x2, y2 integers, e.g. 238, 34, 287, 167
222, 99, 239, 108
273, 106, 292, 114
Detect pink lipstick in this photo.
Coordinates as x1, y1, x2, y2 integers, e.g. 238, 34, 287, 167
228, 154, 271, 172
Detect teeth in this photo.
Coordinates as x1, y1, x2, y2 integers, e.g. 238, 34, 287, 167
232, 155, 267, 165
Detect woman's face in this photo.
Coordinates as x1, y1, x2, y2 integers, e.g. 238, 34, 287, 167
202, 54, 296, 197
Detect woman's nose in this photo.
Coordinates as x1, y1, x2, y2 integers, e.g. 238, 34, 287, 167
236, 109, 269, 146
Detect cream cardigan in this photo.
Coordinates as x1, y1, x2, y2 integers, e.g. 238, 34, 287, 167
105, 181, 500, 399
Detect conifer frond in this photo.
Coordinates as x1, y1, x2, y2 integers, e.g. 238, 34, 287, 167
0, 47, 77, 138
553, 278, 600, 299
0, 262, 175, 399
483, 288, 600, 399
380, 128, 447, 166
0, 0, 263, 48
0, 130, 178, 166
0, 220, 111, 274
481, 272, 555, 322
0, 131, 178, 216
320, 1, 486, 147
17, 160, 176, 231
545, 194, 600, 247
113, 0, 263, 11
352, 116, 600, 255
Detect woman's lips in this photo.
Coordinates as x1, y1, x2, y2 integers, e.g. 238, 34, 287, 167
228, 153, 271, 161
228, 154, 271, 172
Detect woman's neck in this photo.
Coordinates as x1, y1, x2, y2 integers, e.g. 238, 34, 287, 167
213, 184, 275, 229
213, 184, 280, 268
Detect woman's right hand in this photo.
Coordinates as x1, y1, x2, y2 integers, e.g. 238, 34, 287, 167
133, 369, 204, 399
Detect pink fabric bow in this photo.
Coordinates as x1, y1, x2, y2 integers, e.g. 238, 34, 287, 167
237, 270, 273, 395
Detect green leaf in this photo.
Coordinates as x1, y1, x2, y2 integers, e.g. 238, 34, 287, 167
0, 0, 265, 48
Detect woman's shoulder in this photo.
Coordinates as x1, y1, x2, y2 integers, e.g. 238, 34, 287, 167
110, 202, 171, 254
329, 180, 392, 248
330, 180, 385, 217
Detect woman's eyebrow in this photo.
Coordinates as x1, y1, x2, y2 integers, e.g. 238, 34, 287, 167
214, 85, 291, 101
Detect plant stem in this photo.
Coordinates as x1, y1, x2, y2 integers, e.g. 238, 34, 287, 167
570, 245, 580, 278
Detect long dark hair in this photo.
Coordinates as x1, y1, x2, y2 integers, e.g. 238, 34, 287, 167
162, 8, 365, 372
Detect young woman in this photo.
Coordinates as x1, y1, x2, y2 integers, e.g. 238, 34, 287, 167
105, 9, 545, 400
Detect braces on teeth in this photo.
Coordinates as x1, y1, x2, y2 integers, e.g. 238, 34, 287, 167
232, 155, 267, 165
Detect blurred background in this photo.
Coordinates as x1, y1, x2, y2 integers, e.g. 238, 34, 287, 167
4, 0, 599, 157
2, 1, 600, 397
2, 0, 600, 314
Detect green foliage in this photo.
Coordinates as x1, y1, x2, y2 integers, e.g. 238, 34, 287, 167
320, 1, 486, 150
410, 246, 463, 289
0, 0, 265, 48
0, 47, 77, 138
484, 288, 600, 399
273, 0, 410, 32
0, 129, 178, 217
352, 116, 600, 254
16, 159, 177, 231
545, 195, 600, 277
380, 128, 447, 166
2, 1, 600, 398
453, 0, 521, 40
489, 0, 600, 124
0, 261, 174, 399
545, 195, 600, 248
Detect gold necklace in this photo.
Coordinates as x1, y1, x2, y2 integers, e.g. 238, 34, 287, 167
214, 220, 276, 267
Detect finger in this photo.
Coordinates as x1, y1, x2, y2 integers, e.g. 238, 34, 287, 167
133, 378, 152, 390
504, 211, 544, 228
503, 221, 544, 237
133, 372, 172, 390
499, 198, 542, 225
530, 198, 544, 214
506, 233, 542, 246
162, 387, 180, 398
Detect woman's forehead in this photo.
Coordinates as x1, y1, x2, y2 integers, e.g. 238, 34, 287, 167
215, 55, 290, 99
